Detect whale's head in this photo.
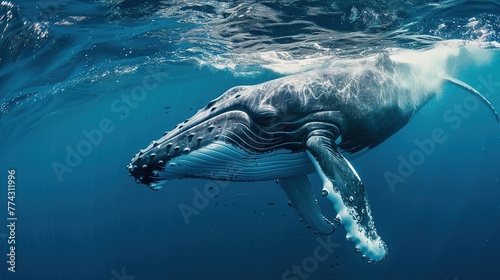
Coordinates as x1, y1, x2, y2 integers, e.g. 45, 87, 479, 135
127, 83, 342, 191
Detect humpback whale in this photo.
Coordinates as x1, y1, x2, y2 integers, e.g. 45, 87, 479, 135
127, 53, 498, 262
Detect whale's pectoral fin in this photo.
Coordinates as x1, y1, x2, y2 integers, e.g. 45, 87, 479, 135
278, 176, 335, 235
306, 132, 388, 262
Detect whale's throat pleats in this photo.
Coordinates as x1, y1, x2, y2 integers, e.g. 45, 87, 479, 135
156, 141, 315, 181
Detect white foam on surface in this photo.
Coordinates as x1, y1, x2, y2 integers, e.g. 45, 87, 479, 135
200, 50, 336, 76
390, 45, 460, 66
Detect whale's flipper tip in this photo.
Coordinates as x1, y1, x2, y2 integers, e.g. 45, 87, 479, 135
443, 75, 499, 123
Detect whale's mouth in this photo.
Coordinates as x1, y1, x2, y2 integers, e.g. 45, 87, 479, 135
127, 108, 343, 190
126, 109, 253, 189
128, 162, 169, 191
136, 141, 315, 191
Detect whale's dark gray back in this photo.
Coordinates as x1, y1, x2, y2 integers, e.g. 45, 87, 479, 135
243, 54, 435, 155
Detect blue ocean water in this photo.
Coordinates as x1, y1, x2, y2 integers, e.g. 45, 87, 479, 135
1, 0, 500, 279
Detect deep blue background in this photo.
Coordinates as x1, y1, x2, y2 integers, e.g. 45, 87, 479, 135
1, 56, 500, 279
1, 0, 500, 279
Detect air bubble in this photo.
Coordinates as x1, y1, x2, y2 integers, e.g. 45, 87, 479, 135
321, 190, 328, 197
349, 196, 354, 202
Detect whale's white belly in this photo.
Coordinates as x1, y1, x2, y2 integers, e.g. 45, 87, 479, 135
157, 141, 315, 181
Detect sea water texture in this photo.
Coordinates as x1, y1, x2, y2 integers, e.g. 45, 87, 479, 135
1, 0, 500, 279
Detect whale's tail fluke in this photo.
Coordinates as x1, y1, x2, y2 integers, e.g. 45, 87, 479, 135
443, 75, 499, 122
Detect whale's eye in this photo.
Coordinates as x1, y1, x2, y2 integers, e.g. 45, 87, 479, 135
257, 105, 277, 117
256, 105, 279, 124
